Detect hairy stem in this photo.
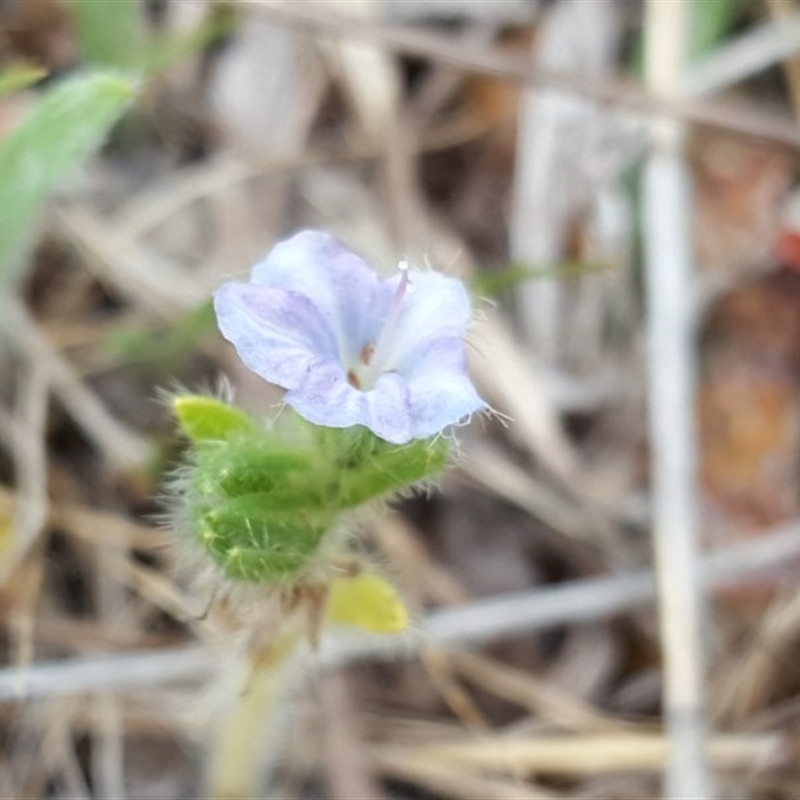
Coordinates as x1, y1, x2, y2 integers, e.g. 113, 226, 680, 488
206, 636, 297, 800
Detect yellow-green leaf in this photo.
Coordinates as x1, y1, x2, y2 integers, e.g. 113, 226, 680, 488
173, 395, 255, 443
0, 64, 46, 99
327, 573, 408, 634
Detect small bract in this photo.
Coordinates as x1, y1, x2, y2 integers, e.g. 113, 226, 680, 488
214, 230, 485, 444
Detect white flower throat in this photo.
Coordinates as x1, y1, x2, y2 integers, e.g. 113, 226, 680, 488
347, 264, 410, 391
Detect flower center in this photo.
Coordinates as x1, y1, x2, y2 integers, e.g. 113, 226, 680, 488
347, 263, 409, 391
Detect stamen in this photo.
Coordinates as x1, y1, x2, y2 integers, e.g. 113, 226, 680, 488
393, 261, 410, 311
378, 264, 410, 352
359, 344, 375, 366
357, 263, 411, 391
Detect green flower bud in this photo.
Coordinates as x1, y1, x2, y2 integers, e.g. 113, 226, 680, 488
171, 395, 449, 584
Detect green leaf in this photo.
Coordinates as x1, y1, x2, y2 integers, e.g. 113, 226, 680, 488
72, 0, 147, 69
173, 396, 255, 443
690, 0, 737, 60
337, 434, 449, 508
105, 300, 216, 371
0, 70, 137, 274
0, 64, 46, 99
471, 261, 605, 298
327, 573, 408, 633
72, 0, 233, 76
139, 10, 236, 75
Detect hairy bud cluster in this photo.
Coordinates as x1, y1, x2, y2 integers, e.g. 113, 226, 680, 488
172, 395, 448, 584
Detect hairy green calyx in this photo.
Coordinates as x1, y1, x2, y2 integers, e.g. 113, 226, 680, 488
173, 396, 448, 583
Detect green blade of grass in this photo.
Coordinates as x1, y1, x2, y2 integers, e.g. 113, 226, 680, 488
470, 261, 605, 298
630, 0, 737, 76
72, 0, 147, 69
0, 70, 138, 275
0, 64, 47, 99
139, 11, 235, 75
690, 0, 737, 60
72, 0, 232, 76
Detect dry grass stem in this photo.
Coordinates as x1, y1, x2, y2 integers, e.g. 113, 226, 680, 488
0, 298, 151, 468
5, 516, 800, 702
369, 514, 467, 607
420, 647, 489, 730
55, 205, 206, 316
458, 441, 620, 551
4, 363, 49, 585
643, 0, 710, 795
445, 649, 630, 733
687, 10, 800, 97
249, 0, 800, 151
764, 0, 800, 116
376, 732, 786, 776
91, 692, 126, 800
319, 670, 386, 800
374, 749, 559, 800
467, 314, 579, 481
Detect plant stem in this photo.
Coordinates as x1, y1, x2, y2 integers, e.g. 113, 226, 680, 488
643, 0, 711, 797
206, 636, 296, 800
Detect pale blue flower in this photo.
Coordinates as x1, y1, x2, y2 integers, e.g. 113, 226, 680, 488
214, 230, 485, 444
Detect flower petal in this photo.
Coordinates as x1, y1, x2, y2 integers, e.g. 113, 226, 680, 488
401, 336, 486, 439
363, 373, 414, 444
214, 282, 337, 390
251, 230, 392, 362
285, 363, 413, 444
379, 270, 474, 373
